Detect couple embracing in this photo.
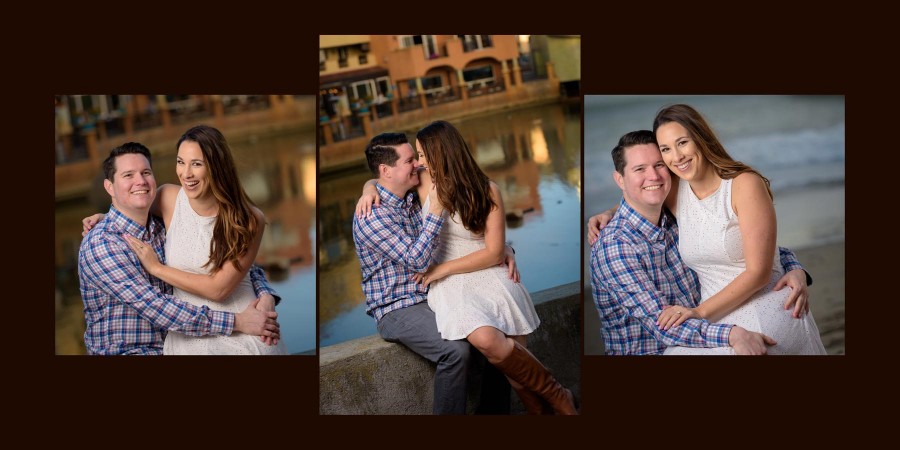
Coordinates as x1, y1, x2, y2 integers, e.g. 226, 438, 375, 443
352, 120, 577, 415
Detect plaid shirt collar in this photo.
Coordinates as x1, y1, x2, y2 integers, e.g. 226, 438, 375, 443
616, 198, 671, 243
376, 183, 417, 210
105, 205, 161, 241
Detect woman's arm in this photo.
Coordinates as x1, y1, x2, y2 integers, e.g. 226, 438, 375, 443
658, 174, 777, 328
586, 204, 619, 245
81, 184, 180, 236
355, 179, 380, 218
414, 182, 506, 286
125, 207, 268, 302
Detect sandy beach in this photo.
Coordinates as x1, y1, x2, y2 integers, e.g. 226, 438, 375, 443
584, 240, 845, 355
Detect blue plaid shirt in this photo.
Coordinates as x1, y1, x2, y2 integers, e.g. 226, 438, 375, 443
353, 184, 444, 321
590, 199, 805, 355
78, 205, 278, 355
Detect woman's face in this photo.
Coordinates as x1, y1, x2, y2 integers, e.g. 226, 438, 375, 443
176, 140, 211, 200
415, 139, 429, 172
656, 121, 707, 182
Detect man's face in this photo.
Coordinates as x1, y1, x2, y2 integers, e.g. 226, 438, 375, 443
613, 143, 671, 220
381, 143, 420, 192
104, 153, 157, 219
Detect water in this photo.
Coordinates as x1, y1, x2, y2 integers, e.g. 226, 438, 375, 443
319, 101, 582, 348
54, 128, 318, 355
584, 95, 845, 250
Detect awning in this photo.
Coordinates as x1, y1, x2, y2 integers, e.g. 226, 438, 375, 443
320, 66, 390, 88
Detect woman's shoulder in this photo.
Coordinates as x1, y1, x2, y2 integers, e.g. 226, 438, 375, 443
732, 172, 768, 194
488, 180, 501, 195
157, 183, 181, 212
250, 205, 267, 224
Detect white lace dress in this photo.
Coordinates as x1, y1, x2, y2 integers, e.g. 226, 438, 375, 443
423, 195, 540, 340
163, 188, 288, 355
664, 179, 826, 355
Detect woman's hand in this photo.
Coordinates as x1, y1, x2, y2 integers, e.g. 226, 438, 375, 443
256, 293, 279, 346
657, 305, 700, 330
412, 264, 449, 288
82, 213, 106, 237
587, 211, 614, 245
124, 235, 162, 275
774, 269, 810, 318
355, 182, 381, 218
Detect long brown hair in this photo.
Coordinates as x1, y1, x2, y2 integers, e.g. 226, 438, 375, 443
416, 120, 496, 234
653, 104, 773, 200
177, 125, 259, 273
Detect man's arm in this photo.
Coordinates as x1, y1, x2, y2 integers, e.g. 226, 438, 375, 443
779, 246, 812, 286
355, 206, 444, 272
81, 235, 233, 336
591, 238, 733, 348
249, 264, 281, 306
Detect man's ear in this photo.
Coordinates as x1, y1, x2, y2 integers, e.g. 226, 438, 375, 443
613, 171, 625, 190
103, 178, 114, 197
379, 163, 390, 180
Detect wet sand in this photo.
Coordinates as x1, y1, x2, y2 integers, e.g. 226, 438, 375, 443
584, 240, 845, 355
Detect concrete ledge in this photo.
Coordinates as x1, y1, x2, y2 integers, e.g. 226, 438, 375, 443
320, 281, 581, 415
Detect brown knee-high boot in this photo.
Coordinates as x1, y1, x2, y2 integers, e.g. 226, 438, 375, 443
512, 385, 553, 415
495, 341, 577, 415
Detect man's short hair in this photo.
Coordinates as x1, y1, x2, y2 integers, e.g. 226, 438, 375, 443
102, 142, 152, 181
364, 132, 409, 175
611, 130, 657, 174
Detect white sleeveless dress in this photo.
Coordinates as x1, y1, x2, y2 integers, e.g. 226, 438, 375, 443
664, 178, 826, 355
163, 188, 288, 355
423, 195, 540, 340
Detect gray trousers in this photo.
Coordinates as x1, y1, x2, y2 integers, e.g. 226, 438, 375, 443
377, 302, 473, 414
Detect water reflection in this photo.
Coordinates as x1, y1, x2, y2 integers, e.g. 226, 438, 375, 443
319, 101, 582, 347
55, 129, 318, 355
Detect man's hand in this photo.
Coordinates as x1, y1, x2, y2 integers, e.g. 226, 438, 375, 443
774, 268, 810, 318
728, 326, 776, 355
235, 298, 280, 340
501, 245, 520, 283
256, 294, 279, 346
587, 211, 614, 245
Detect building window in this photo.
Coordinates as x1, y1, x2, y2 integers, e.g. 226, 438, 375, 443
320, 50, 326, 71
376, 77, 391, 98
463, 65, 495, 88
398, 35, 423, 49
459, 35, 493, 52
358, 54, 368, 65
422, 35, 438, 59
338, 47, 348, 68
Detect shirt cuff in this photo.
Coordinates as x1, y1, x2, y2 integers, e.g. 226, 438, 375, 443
707, 323, 733, 347
209, 310, 234, 336
421, 213, 444, 235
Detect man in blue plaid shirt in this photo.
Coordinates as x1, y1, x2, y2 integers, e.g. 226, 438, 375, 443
588, 131, 811, 355
78, 142, 281, 355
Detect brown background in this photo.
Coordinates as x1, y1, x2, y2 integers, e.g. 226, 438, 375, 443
20, 4, 884, 444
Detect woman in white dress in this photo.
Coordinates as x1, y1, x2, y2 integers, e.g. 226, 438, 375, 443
652, 105, 825, 355
358, 120, 576, 414
86, 125, 287, 355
